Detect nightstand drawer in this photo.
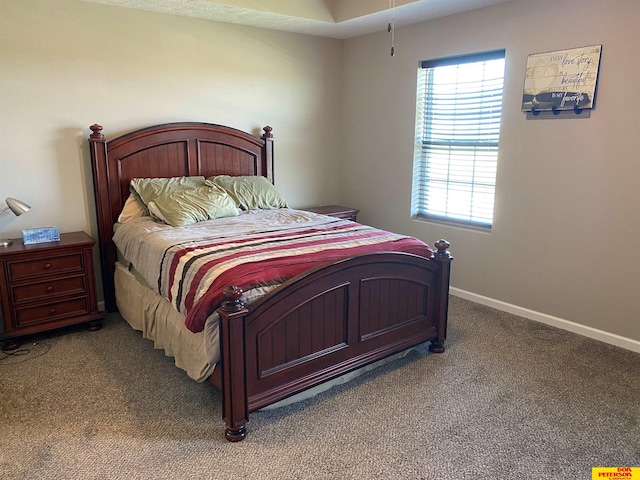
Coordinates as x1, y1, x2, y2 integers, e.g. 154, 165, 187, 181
14, 297, 90, 327
7, 253, 84, 281
11, 275, 87, 304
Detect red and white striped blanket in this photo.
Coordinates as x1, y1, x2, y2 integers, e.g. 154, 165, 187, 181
113, 209, 433, 333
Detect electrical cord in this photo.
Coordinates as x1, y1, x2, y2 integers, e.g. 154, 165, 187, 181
0, 342, 51, 365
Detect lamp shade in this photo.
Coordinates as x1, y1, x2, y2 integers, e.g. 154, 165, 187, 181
5, 197, 31, 216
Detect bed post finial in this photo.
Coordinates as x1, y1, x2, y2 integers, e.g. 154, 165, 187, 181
221, 286, 246, 312
262, 125, 273, 139
89, 124, 104, 140
434, 239, 451, 259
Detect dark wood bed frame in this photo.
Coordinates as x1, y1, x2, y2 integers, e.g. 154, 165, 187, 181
89, 122, 452, 442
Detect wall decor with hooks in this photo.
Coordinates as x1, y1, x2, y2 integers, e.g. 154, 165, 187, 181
522, 45, 602, 120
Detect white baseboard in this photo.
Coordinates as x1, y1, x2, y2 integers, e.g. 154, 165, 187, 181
450, 287, 640, 354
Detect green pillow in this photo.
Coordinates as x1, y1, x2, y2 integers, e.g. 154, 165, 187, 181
129, 176, 206, 210
207, 175, 287, 210
147, 184, 239, 227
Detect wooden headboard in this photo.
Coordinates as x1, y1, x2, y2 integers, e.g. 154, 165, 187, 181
88, 122, 274, 311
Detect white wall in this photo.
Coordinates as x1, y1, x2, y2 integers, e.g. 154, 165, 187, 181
342, 0, 640, 342
0, 0, 343, 237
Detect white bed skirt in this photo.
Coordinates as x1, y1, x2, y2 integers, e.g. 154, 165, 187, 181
114, 261, 414, 409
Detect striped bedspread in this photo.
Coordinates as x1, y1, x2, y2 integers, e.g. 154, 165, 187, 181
113, 209, 433, 333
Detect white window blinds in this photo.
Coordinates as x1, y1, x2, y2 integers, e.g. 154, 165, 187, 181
412, 50, 505, 229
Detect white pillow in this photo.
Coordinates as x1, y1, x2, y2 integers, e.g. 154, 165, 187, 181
117, 193, 147, 223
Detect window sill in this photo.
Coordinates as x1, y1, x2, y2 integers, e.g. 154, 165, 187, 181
412, 214, 492, 233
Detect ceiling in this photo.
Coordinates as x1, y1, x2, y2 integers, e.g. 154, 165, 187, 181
83, 0, 515, 39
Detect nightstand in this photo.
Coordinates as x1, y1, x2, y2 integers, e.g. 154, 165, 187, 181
0, 231, 103, 347
304, 205, 360, 221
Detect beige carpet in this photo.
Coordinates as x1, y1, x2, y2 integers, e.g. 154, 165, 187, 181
1, 296, 638, 479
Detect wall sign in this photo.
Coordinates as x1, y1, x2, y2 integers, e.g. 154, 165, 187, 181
522, 45, 602, 115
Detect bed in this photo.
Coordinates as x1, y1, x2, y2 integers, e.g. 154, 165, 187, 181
88, 122, 452, 442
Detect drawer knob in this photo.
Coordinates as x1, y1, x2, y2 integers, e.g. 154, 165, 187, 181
46, 285, 54, 292
44, 263, 52, 270
49, 308, 56, 315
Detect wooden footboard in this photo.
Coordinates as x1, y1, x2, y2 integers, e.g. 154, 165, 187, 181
217, 242, 452, 441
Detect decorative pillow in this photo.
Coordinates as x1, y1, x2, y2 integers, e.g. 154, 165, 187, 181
129, 176, 206, 210
117, 193, 147, 223
207, 175, 287, 210
147, 184, 239, 227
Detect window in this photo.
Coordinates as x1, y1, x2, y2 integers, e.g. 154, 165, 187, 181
412, 50, 505, 229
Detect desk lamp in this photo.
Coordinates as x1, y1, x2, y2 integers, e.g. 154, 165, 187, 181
0, 197, 31, 247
